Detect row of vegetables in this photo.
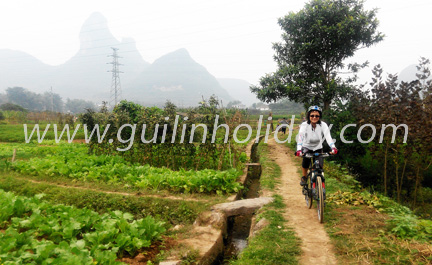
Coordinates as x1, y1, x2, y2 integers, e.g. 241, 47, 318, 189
0, 190, 165, 264
8, 143, 243, 194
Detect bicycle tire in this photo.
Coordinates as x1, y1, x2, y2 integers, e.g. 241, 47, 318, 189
317, 176, 324, 223
305, 173, 313, 209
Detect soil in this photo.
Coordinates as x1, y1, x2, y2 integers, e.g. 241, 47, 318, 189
120, 236, 177, 264
330, 205, 432, 264
266, 137, 338, 265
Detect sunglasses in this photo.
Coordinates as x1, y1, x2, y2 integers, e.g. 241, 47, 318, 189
310, 115, 320, 118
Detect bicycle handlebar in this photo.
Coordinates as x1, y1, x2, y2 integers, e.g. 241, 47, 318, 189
302, 152, 331, 158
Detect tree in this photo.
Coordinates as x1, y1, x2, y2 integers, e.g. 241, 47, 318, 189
268, 98, 304, 115
251, 0, 384, 111
0, 102, 26, 112
353, 60, 432, 206
6, 87, 34, 110
5, 87, 64, 112
65, 98, 97, 114
0, 93, 6, 105
227, 100, 242, 108
42, 91, 63, 112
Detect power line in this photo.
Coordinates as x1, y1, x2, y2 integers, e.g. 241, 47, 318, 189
1, 28, 282, 65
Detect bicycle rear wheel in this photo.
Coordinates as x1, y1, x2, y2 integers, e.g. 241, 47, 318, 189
305, 173, 313, 209
317, 176, 324, 223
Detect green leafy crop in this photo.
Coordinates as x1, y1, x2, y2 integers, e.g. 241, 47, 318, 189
0, 190, 166, 264
11, 144, 243, 194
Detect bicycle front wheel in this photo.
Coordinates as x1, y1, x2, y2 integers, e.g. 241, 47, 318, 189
317, 176, 324, 223
305, 174, 313, 209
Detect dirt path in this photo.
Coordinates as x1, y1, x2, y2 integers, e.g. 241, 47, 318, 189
266, 137, 338, 265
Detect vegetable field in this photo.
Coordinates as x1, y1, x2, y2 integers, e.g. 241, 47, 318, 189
10, 144, 243, 194
0, 100, 251, 264
0, 190, 165, 264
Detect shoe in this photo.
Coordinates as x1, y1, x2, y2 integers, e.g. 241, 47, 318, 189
300, 176, 307, 186
302, 186, 307, 195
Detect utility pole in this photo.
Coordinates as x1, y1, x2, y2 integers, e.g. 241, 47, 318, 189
107, 47, 123, 107
50, 86, 54, 112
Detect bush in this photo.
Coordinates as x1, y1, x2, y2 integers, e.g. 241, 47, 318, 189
0, 103, 26, 111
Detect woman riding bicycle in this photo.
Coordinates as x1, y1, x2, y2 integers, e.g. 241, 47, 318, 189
295, 106, 338, 186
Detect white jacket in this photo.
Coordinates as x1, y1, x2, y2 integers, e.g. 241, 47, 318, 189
296, 121, 335, 151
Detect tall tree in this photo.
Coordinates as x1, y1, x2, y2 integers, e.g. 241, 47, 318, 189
42, 91, 63, 112
354, 59, 432, 204
226, 100, 242, 108
251, 0, 384, 111
65, 98, 97, 114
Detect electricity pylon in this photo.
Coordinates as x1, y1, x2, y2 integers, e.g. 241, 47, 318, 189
108, 47, 123, 107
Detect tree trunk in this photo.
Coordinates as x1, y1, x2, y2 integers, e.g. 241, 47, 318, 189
323, 100, 331, 113
412, 167, 420, 209
383, 142, 389, 195
395, 161, 400, 203
399, 160, 407, 203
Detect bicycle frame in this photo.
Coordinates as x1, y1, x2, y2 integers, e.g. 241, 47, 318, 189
302, 152, 330, 223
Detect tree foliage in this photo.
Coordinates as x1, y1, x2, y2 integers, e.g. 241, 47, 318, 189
0, 102, 27, 112
328, 58, 432, 215
65, 99, 97, 114
3, 87, 96, 113
268, 98, 304, 115
251, 0, 384, 111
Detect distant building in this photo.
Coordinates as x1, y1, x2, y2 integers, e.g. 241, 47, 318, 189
254, 102, 270, 111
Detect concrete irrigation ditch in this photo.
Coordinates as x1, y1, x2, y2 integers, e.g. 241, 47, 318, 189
160, 136, 273, 265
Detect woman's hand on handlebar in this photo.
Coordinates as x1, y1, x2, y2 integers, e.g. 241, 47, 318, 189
330, 147, 338, 155
295, 150, 302, 157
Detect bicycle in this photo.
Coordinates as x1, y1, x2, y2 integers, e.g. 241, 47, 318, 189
301, 152, 330, 223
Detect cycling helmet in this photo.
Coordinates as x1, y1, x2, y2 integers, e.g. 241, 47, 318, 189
308, 105, 322, 113
306, 105, 322, 124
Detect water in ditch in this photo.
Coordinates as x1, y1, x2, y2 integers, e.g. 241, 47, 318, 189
217, 165, 261, 264
220, 214, 253, 263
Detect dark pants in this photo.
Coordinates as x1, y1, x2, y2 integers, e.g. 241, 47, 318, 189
301, 148, 323, 169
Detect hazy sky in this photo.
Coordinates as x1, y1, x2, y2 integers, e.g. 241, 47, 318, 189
0, 0, 431, 86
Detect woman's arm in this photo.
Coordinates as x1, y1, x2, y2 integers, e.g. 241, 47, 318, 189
321, 122, 335, 148
296, 123, 307, 151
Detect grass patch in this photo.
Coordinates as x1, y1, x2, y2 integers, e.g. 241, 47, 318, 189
230, 195, 300, 265
326, 204, 432, 264
230, 142, 301, 265
256, 143, 281, 190
0, 123, 85, 143
323, 162, 432, 264
0, 141, 69, 166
